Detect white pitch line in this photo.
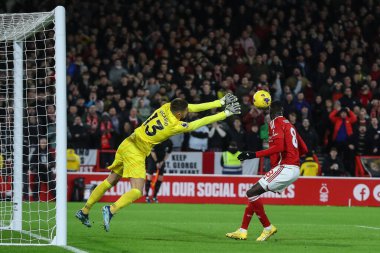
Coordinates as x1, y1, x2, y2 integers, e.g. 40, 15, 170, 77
61, 245, 89, 253
20, 230, 88, 253
356, 225, 380, 230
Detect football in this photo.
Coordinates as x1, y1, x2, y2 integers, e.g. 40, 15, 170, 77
253, 90, 272, 109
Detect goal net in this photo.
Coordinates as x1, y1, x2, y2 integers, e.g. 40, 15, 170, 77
0, 7, 66, 246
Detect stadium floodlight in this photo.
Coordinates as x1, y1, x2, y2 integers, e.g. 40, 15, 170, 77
0, 6, 66, 246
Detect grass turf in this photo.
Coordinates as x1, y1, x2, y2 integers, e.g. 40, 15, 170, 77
0, 202, 379, 253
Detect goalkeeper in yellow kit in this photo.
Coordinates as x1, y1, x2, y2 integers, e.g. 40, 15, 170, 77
75, 94, 241, 231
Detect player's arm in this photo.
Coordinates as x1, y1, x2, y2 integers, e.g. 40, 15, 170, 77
238, 122, 285, 160
188, 93, 237, 112
176, 102, 241, 133
188, 100, 222, 113
297, 133, 308, 156
184, 112, 227, 132
238, 137, 285, 160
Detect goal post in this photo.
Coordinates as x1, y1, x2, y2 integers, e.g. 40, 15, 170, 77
0, 6, 66, 246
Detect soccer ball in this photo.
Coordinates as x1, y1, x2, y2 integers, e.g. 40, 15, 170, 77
253, 90, 272, 109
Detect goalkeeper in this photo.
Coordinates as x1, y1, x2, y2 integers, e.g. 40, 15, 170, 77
76, 94, 241, 231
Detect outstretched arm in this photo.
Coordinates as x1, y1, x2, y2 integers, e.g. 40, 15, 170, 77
188, 100, 222, 113
184, 112, 227, 132
188, 93, 238, 112
175, 102, 241, 133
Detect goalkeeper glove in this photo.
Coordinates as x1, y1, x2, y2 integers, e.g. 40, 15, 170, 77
224, 102, 241, 117
220, 93, 238, 106
237, 152, 256, 161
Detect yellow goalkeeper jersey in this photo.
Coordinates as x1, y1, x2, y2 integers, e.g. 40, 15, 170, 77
109, 100, 227, 178
134, 100, 226, 153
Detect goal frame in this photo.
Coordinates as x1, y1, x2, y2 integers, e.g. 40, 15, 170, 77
0, 6, 67, 246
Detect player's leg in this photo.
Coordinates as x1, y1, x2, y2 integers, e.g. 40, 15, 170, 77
145, 173, 153, 203
247, 183, 276, 241
102, 141, 145, 231
102, 177, 143, 231
110, 177, 144, 214
153, 174, 164, 203
76, 171, 121, 227
226, 183, 267, 240
253, 165, 300, 241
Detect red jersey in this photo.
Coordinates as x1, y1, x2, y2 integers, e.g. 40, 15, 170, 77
256, 116, 308, 167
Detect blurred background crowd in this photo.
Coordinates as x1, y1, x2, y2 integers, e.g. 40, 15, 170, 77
3, 0, 380, 176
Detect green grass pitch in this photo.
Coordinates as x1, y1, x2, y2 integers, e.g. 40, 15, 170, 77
0, 202, 379, 253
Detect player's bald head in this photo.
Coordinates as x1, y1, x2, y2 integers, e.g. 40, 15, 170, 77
269, 100, 283, 120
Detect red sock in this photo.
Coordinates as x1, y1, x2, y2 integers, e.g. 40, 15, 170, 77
240, 202, 255, 230
251, 198, 271, 228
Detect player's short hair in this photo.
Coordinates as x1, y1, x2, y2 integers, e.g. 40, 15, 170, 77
269, 100, 283, 118
170, 98, 188, 113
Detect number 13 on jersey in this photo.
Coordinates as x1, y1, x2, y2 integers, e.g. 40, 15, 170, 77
143, 112, 164, 136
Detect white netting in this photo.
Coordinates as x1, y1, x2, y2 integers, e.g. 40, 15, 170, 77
0, 10, 57, 244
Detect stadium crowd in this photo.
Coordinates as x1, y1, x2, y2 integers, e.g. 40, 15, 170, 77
7, 0, 380, 176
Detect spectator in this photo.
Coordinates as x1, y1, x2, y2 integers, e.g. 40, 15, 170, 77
322, 147, 346, 176
169, 133, 184, 152
137, 99, 152, 122
132, 88, 150, 108
119, 122, 133, 141
294, 92, 311, 113
125, 55, 140, 74
200, 82, 216, 103
235, 77, 250, 98
208, 122, 227, 152
300, 154, 319, 176
358, 84, 372, 107
69, 116, 88, 149
329, 106, 357, 147
108, 107, 121, 136
298, 119, 319, 153
24, 115, 45, 146
227, 117, 246, 150
329, 105, 357, 173
349, 125, 372, 156
30, 137, 56, 201
242, 107, 264, 132
220, 141, 242, 175
368, 117, 380, 155
100, 113, 114, 150
85, 105, 100, 148
285, 68, 308, 93
47, 114, 56, 149
282, 92, 296, 117
126, 107, 142, 131
187, 113, 209, 151
339, 87, 360, 109
245, 125, 262, 152
108, 59, 128, 85
68, 105, 79, 126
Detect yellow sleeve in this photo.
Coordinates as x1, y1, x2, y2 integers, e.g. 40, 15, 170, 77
188, 100, 222, 113
175, 111, 227, 133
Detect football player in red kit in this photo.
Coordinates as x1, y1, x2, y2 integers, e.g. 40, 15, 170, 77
226, 101, 308, 241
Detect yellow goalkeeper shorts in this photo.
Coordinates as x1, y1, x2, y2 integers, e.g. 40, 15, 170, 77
107, 134, 149, 179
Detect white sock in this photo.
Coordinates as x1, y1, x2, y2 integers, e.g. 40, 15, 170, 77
264, 225, 272, 231
239, 228, 247, 233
